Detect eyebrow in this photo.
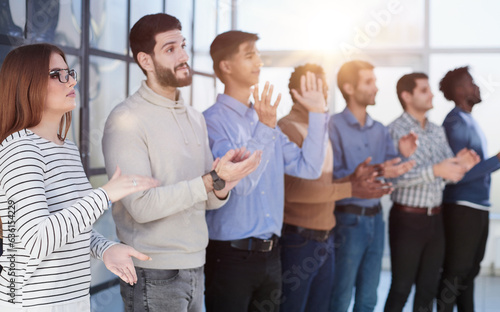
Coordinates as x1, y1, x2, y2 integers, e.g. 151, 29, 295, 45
49, 67, 69, 72
161, 38, 186, 50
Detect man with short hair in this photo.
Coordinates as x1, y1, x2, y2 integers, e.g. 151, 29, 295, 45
102, 14, 261, 312
278, 63, 393, 312
203, 31, 329, 312
437, 66, 500, 312
384, 72, 479, 312
329, 60, 416, 312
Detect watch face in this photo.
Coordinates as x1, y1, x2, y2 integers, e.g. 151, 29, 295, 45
214, 178, 226, 191
210, 170, 226, 191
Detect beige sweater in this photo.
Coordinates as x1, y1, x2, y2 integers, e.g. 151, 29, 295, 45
102, 81, 226, 270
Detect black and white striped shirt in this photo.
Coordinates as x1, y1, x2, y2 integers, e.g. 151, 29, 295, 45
388, 113, 454, 208
0, 130, 114, 308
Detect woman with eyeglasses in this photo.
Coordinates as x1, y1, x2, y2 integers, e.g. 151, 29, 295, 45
0, 43, 159, 311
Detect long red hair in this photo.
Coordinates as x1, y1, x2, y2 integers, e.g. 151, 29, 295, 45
0, 43, 72, 142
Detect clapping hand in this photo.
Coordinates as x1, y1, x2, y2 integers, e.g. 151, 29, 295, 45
291, 71, 327, 113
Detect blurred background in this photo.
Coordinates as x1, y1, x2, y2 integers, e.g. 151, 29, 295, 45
1, 0, 500, 311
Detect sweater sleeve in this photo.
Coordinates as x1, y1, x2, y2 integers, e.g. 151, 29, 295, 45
0, 139, 109, 260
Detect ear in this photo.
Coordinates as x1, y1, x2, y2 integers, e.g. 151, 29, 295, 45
342, 83, 354, 96
137, 52, 154, 73
219, 59, 231, 75
401, 90, 412, 105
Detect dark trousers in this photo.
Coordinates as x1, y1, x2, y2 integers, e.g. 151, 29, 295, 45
437, 204, 489, 312
384, 206, 445, 312
205, 239, 282, 312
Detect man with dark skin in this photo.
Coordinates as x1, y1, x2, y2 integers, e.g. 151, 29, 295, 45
437, 66, 500, 312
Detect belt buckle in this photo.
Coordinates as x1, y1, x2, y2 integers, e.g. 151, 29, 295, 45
262, 239, 273, 252
427, 207, 432, 216
320, 231, 329, 242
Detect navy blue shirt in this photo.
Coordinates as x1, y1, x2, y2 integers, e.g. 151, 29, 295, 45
442, 106, 500, 207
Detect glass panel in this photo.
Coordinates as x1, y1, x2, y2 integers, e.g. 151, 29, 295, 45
54, 0, 82, 48
238, 0, 424, 51
90, 0, 127, 55
0, 44, 14, 67
130, 0, 163, 27
431, 0, 500, 48
217, 0, 232, 33
429, 53, 500, 212
129, 62, 145, 96
193, 52, 212, 73
0, 0, 24, 37
88, 56, 127, 169
333, 66, 411, 126
166, 0, 193, 64
193, 0, 216, 53
191, 75, 215, 112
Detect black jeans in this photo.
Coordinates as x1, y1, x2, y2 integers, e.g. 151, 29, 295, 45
205, 239, 282, 312
437, 204, 489, 312
384, 206, 445, 312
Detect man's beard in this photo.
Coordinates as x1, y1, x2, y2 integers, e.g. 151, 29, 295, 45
154, 61, 193, 88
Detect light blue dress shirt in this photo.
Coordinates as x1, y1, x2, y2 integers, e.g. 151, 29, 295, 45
329, 107, 398, 208
203, 94, 328, 240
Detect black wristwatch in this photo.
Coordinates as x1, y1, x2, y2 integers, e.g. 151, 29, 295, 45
210, 170, 226, 191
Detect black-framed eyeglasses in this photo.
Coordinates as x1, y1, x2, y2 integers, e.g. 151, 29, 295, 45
49, 69, 77, 83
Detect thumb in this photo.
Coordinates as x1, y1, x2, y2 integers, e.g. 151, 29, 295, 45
130, 248, 152, 261
362, 156, 372, 165
111, 165, 121, 180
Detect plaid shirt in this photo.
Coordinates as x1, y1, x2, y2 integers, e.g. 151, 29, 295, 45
388, 112, 454, 208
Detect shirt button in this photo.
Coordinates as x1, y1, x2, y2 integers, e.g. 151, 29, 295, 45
266, 214, 270, 217
251, 122, 254, 125
272, 136, 276, 140
261, 191, 265, 194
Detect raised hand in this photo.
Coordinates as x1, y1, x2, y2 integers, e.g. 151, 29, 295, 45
102, 166, 160, 203
378, 157, 416, 178
398, 131, 418, 158
253, 82, 282, 128
102, 244, 151, 286
291, 71, 327, 113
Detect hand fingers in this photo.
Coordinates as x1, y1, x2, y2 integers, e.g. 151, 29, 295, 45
130, 248, 152, 262
218, 149, 235, 172
273, 93, 282, 111
123, 265, 136, 286
253, 84, 260, 105
362, 156, 372, 165
306, 72, 313, 91
300, 75, 307, 94
110, 266, 129, 284
266, 84, 274, 106
212, 157, 220, 170
316, 78, 323, 94
291, 89, 302, 103
386, 157, 402, 166
261, 82, 270, 104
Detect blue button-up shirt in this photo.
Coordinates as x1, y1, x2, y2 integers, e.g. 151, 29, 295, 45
203, 94, 328, 240
329, 107, 398, 207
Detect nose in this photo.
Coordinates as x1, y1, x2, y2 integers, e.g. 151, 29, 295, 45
179, 48, 189, 63
256, 54, 263, 67
68, 74, 77, 87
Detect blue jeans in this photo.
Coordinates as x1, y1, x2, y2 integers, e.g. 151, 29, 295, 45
330, 210, 385, 312
119, 266, 204, 312
280, 231, 335, 312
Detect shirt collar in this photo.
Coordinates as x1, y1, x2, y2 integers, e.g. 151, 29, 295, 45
401, 111, 429, 129
342, 107, 375, 129
216, 93, 253, 117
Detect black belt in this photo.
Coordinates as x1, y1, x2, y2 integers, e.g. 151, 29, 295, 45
282, 224, 331, 242
335, 204, 381, 216
229, 235, 279, 252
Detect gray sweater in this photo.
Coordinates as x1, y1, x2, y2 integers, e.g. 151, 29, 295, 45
102, 81, 226, 270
